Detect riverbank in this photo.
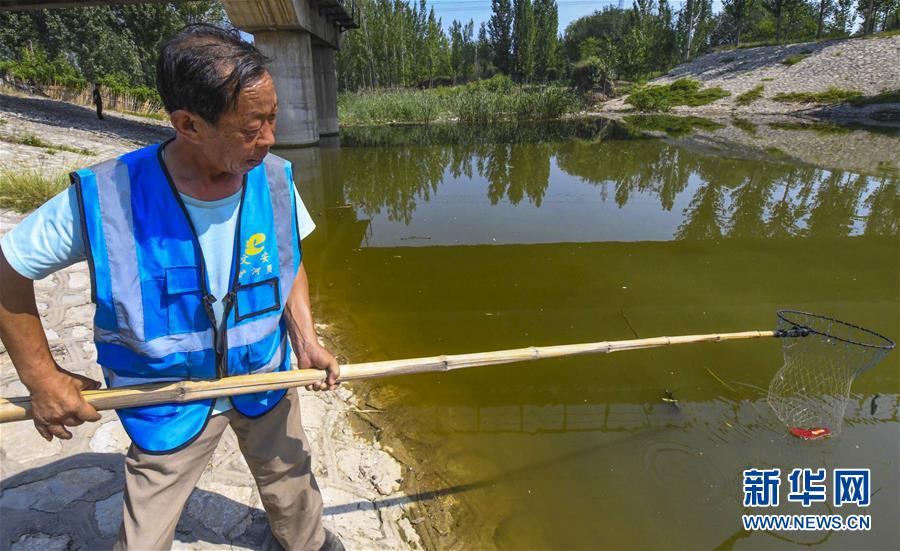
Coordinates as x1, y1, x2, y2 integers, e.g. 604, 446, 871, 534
599, 35, 900, 124
0, 92, 420, 550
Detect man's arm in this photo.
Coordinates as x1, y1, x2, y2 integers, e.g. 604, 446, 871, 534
283, 262, 339, 391
0, 249, 101, 440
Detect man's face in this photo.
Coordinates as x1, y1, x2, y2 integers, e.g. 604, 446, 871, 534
197, 71, 278, 175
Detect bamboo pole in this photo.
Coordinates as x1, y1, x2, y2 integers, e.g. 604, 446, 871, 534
0, 330, 775, 424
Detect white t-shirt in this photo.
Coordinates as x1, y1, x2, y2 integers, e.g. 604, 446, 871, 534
1, 175, 316, 415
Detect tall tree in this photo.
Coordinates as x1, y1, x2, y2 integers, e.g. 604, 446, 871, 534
831, 0, 855, 33
816, 0, 831, 38
488, 0, 514, 74
475, 22, 493, 78
722, 0, 757, 45
762, 0, 804, 40
512, 0, 536, 81
533, 0, 559, 81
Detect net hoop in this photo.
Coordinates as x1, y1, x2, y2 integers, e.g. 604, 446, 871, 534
776, 310, 895, 351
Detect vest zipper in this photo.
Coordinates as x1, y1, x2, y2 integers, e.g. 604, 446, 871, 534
157, 140, 247, 382
218, 291, 237, 379
202, 294, 225, 379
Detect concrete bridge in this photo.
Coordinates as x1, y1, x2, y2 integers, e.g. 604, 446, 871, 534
0, 0, 358, 146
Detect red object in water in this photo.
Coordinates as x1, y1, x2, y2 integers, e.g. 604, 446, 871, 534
789, 427, 832, 440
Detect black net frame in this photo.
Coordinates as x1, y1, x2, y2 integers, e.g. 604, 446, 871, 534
767, 310, 895, 437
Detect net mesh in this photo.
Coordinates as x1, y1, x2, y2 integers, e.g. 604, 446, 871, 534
767, 310, 895, 438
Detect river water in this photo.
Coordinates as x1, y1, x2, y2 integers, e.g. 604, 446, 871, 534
281, 118, 898, 550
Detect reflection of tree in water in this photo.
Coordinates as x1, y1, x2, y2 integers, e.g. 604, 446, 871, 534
727, 164, 806, 239
483, 143, 551, 207
766, 169, 811, 238
805, 171, 868, 238
555, 140, 693, 212
676, 180, 728, 240
341, 146, 446, 225
337, 123, 898, 238
863, 179, 898, 236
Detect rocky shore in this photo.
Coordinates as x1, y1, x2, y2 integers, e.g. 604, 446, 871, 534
0, 92, 420, 550
601, 35, 900, 123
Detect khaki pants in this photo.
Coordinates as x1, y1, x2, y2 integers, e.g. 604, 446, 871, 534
115, 389, 326, 551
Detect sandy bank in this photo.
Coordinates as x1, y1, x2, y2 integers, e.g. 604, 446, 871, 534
600, 35, 900, 123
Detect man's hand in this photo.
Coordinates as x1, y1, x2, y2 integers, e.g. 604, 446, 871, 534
27, 364, 102, 441
295, 341, 340, 392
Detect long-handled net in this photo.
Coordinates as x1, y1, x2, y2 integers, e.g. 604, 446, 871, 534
767, 310, 896, 439
0, 310, 894, 440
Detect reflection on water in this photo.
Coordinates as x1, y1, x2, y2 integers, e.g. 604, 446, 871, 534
282, 120, 899, 550
334, 122, 897, 244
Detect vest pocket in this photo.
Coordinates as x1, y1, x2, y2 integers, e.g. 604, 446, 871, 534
234, 277, 281, 323
165, 266, 206, 334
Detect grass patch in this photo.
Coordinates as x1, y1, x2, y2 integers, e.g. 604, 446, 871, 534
338, 77, 581, 125
0, 165, 69, 212
781, 53, 811, 66
736, 85, 765, 106
768, 120, 853, 135
623, 114, 724, 137
122, 109, 167, 121
626, 79, 731, 112
773, 87, 862, 104
0, 132, 95, 155
860, 28, 900, 39
732, 117, 758, 135
848, 89, 900, 106
761, 77, 775, 82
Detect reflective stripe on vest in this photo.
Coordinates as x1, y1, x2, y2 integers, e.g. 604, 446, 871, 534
73, 142, 301, 453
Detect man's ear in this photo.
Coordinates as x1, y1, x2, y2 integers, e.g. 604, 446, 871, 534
169, 110, 205, 144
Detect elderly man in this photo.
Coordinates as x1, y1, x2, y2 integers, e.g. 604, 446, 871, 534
0, 25, 343, 551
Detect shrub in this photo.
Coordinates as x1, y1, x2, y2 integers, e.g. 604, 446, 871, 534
781, 53, 811, 66
773, 88, 862, 104
736, 85, 765, 106
626, 79, 730, 112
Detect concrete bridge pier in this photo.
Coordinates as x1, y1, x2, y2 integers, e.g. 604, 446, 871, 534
313, 46, 339, 137
254, 31, 320, 147
219, 0, 357, 147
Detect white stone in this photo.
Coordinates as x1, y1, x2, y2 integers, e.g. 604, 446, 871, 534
362, 450, 402, 496
0, 466, 114, 512
397, 517, 423, 549
0, 421, 62, 463
68, 271, 90, 289
70, 325, 91, 339
65, 304, 94, 325
89, 421, 130, 453
94, 491, 124, 536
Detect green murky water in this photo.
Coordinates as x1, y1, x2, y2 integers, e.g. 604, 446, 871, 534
281, 119, 899, 550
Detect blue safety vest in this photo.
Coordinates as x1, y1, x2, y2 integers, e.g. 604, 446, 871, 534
72, 141, 302, 453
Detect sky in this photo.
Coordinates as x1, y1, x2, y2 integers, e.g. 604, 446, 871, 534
428, 0, 621, 34
425, 0, 724, 34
